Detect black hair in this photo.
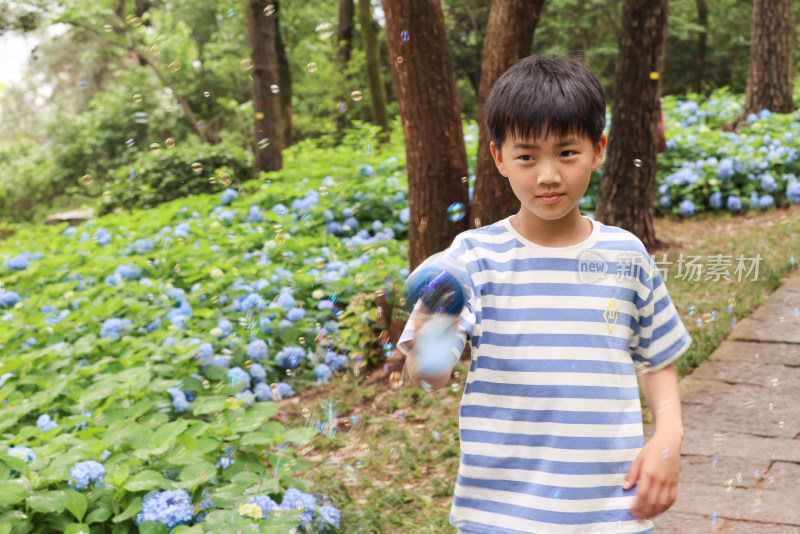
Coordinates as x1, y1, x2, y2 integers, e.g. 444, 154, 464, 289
485, 55, 606, 147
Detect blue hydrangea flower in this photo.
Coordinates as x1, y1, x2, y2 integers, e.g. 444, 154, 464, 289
324, 351, 350, 372
221, 188, 238, 205
399, 208, 409, 224
750, 191, 760, 208
70, 460, 105, 490
0, 291, 21, 307
275, 382, 295, 399
709, 192, 722, 210
760, 173, 777, 193
63, 226, 77, 236
227, 367, 250, 387
217, 319, 233, 337
276, 347, 304, 369
248, 495, 280, 519
205, 356, 229, 368
281, 488, 316, 524
36, 414, 57, 432
216, 456, 232, 469
235, 389, 254, 407
758, 109, 771, 120
314, 363, 333, 385
727, 195, 742, 212
316, 504, 341, 530
249, 363, 266, 383
0, 373, 14, 388
173, 223, 190, 238
254, 382, 273, 402
717, 158, 735, 180
678, 199, 695, 217
100, 450, 111, 461
286, 307, 305, 321
245, 205, 264, 223
21, 337, 36, 349
658, 195, 671, 208
100, 318, 131, 341
758, 194, 774, 209
7, 446, 35, 463
787, 182, 800, 204
272, 203, 289, 217
136, 489, 193, 529
145, 318, 161, 333
4, 254, 30, 270
166, 287, 185, 301
247, 339, 268, 361
94, 228, 112, 246
167, 388, 189, 413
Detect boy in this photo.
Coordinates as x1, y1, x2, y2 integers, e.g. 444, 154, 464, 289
397, 55, 691, 533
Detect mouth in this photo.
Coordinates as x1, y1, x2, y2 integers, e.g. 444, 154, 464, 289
537, 193, 564, 203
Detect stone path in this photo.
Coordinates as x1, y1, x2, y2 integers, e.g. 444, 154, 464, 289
648, 268, 800, 533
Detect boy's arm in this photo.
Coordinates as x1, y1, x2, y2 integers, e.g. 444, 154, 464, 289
623, 363, 684, 520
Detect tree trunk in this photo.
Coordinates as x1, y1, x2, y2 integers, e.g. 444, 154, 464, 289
381, 0, 470, 271
471, 0, 546, 230
358, 0, 391, 142
246, 0, 283, 174
274, 1, 293, 147
335, 0, 355, 136
692, 0, 707, 94
134, 0, 151, 18
744, 0, 794, 115
595, 0, 668, 250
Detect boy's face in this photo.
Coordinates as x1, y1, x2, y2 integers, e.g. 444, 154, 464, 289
490, 129, 606, 224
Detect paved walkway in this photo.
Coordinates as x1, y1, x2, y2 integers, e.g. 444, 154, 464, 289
648, 268, 800, 533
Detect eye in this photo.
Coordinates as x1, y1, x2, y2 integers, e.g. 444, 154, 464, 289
561, 150, 577, 157
519, 155, 534, 161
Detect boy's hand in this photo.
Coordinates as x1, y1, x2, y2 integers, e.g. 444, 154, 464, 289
623, 431, 682, 520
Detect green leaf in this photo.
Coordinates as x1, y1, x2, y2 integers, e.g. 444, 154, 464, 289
123, 470, 165, 492
65, 490, 88, 522
138, 521, 168, 534
113, 496, 142, 523
0, 481, 27, 506
86, 506, 112, 524
27, 490, 68, 513
64, 524, 91, 534
177, 462, 215, 490
0, 522, 10, 534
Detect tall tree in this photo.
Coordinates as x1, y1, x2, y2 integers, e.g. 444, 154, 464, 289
274, 1, 292, 147
381, 0, 469, 270
595, 0, 668, 249
246, 0, 283, 174
358, 0, 390, 142
692, 0, 708, 94
744, 0, 794, 115
471, 0, 546, 230
335, 0, 355, 134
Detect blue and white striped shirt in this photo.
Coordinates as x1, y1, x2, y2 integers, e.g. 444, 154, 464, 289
398, 216, 691, 533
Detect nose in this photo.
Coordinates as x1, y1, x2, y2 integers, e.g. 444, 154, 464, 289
536, 160, 562, 186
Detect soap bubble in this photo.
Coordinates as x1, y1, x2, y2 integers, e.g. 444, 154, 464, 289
133, 94, 143, 103
401, 30, 410, 42
165, 138, 175, 148
257, 138, 270, 150
191, 162, 203, 173
687, 305, 697, 316
263, 4, 275, 16
307, 62, 318, 72
351, 90, 363, 101
149, 143, 160, 152
315, 22, 335, 39
447, 202, 466, 222
633, 159, 643, 167
270, 84, 279, 94
240, 58, 253, 71
337, 101, 348, 113
168, 61, 181, 73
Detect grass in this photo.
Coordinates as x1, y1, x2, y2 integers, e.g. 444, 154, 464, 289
277, 204, 800, 532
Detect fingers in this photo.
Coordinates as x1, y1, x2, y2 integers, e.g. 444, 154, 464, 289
630, 474, 678, 519
622, 454, 641, 491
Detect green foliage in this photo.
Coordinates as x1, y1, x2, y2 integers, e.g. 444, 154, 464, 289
98, 141, 253, 215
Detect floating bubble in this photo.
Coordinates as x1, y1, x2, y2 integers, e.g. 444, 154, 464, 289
315, 22, 335, 39
447, 202, 466, 222
695, 318, 704, 328
401, 30, 410, 42
307, 62, 318, 73
389, 371, 402, 389
168, 61, 181, 73
77, 80, 88, 90
127, 16, 142, 27
191, 162, 203, 173
149, 44, 160, 57
382, 342, 394, 358
302, 407, 311, 419
633, 159, 643, 167
203, 91, 211, 97
226, 7, 236, 18
396, 56, 403, 64
80, 174, 93, 185
257, 138, 270, 150
263, 4, 275, 16
337, 101, 348, 113
165, 138, 175, 148
197, 121, 204, 129
350, 90, 363, 101
240, 58, 253, 71
319, 186, 328, 196
133, 94, 143, 103
270, 84, 279, 94
704, 310, 719, 323
420, 380, 433, 393
103, 24, 113, 32
432, 430, 441, 441
687, 304, 697, 316
149, 143, 160, 152
219, 172, 231, 185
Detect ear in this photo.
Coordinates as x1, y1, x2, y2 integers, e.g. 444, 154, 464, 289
591, 134, 607, 171
490, 142, 508, 177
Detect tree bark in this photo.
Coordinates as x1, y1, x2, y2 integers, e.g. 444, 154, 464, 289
246, 0, 283, 174
134, 0, 151, 18
381, 0, 470, 271
744, 0, 794, 115
471, 0, 546, 230
358, 0, 390, 142
692, 0, 707, 94
274, 1, 292, 147
335, 0, 355, 135
595, 0, 668, 250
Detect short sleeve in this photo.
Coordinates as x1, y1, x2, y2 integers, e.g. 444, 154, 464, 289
631, 269, 692, 372
396, 244, 477, 363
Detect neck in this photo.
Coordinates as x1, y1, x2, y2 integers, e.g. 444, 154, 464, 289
511, 209, 592, 247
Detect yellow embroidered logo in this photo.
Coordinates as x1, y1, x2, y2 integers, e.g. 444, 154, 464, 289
604, 298, 618, 332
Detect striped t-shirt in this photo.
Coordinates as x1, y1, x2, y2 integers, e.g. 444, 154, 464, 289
398, 216, 691, 534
